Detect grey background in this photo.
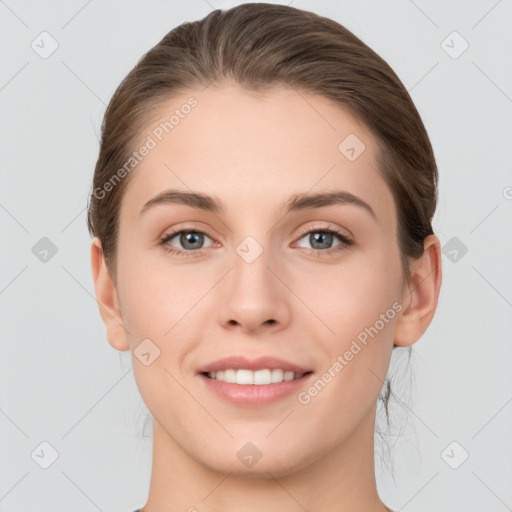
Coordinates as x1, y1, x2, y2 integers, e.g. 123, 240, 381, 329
1, 0, 511, 510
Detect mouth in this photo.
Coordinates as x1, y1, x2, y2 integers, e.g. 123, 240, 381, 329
196, 355, 315, 406
202, 368, 314, 385
198, 369, 315, 407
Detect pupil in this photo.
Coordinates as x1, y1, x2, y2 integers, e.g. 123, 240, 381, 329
311, 232, 331, 249
182, 231, 203, 250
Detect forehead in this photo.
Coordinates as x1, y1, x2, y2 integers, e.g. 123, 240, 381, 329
119, 82, 395, 226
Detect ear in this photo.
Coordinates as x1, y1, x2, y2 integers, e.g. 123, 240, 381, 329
394, 234, 442, 347
90, 237, 131, 351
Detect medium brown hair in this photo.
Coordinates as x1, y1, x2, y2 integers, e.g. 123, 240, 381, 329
87, 3, 438, 446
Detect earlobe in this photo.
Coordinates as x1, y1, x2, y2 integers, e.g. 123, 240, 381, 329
90, 237, 131, 352
394, 234, 442, 347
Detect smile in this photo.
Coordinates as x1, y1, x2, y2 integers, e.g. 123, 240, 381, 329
205, 368, 312, 385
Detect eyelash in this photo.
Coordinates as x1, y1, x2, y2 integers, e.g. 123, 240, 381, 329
159, 224, 354, 259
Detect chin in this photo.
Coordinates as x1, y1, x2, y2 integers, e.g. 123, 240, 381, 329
196, 440, 317, 479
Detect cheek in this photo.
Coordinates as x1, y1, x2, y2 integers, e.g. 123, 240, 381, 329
337, 250, 401, 377
118, 273, 170, 339
311, 241, 403, 341
119, 261, 200, 418
303, 260, 400, 425
116, 247, 200, 336
116, 251, 212, 396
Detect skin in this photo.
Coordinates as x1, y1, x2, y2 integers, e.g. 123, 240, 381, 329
91, 81, 442, 512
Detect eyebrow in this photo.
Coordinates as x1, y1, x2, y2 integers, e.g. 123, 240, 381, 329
139, 189, 377, 220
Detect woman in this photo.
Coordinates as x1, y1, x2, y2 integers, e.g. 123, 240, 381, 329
88, 3, 442, 511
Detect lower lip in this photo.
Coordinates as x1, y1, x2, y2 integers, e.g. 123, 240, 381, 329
198, 372, 314, 407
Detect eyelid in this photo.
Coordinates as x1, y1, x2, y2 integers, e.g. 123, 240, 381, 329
159, 224, 216, 246
293, 222, 353, 243
159, 222, 350, 243
160, 222, 214, 240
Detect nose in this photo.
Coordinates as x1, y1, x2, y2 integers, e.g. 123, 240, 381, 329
217, 243, 291, 334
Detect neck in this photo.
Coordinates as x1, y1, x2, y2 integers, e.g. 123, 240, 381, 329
140, 407, 389, 512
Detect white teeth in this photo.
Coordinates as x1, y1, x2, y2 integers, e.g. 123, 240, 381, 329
236, 369, 253, 385
224, 369, 236, 383
271, 369, 284, 383
253, 369, 271, 385
207, 368, 305, 385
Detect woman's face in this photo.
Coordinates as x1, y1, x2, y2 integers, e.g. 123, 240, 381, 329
110, 82, 409, 476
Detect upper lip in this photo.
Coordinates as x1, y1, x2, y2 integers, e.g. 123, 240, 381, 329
197, 356, 313, 374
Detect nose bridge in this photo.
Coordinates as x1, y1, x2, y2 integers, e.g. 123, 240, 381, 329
229, 208, 277, 278
231, 232, 276, 301
216, 229, 290, 332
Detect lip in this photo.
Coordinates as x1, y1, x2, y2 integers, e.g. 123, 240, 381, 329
196, 355, 312, 374
198, 372, 315, 407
